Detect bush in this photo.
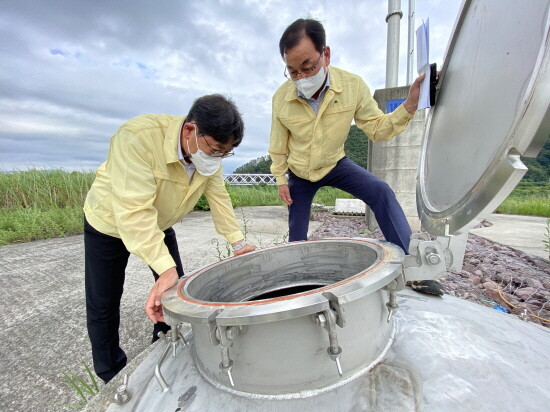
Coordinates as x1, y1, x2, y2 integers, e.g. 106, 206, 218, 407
194, 195, 210, 211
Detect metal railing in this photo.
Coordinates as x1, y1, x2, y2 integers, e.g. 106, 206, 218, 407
223, 174, 277, 186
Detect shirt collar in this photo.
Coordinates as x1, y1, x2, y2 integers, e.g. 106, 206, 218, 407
177, 121, 186, 161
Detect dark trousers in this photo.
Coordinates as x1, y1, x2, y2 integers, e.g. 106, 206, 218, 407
288, 157, 412, 253
84, 218, 185, 383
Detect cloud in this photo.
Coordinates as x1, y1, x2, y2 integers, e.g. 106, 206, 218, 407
0, 0, 462, 173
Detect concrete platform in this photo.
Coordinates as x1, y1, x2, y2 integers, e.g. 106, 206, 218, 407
0, 207, 547, 411
470, 213, 549, 260
0, 206, 312, 412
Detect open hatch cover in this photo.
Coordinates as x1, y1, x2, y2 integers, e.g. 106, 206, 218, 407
417, 0, 550, 236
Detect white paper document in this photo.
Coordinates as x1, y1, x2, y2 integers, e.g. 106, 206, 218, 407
416, 19, 431, 110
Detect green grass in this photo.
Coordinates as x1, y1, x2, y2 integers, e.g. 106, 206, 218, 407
497, 194, 550, 216
0, 168, 93, 209
495, 181, 550, 216
61, 360, 100, 408
227, 184, 354, 208
0, 206, 83, 245
0, 169, 548, 246
0, 169, 94, 245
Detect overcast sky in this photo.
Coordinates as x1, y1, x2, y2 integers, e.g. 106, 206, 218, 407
0, 0, 462, 173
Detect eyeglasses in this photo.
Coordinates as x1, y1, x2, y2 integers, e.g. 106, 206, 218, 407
193, 124, 235, 158
200, 135, 235, 158
284, 49, 324, 80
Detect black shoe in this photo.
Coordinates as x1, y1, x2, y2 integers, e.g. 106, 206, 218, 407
408, 280, 445, 296
151, 322, 171, 344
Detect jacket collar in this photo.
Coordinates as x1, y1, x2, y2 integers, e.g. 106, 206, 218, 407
164, 115, 186, 164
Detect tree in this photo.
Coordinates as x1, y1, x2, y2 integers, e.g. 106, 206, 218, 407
522, 135, 549, 183
344, 125, 369, 169
234, 155, 272, 174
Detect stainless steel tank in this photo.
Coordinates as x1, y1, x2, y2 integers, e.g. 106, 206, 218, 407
163, 239, 404, 397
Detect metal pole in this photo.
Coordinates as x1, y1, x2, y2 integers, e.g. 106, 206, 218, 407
406, 0, 416, 85
385, 0, 403, 88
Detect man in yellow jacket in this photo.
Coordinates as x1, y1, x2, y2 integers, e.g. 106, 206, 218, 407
269, 18, 424, 253
84, 94, 255, 383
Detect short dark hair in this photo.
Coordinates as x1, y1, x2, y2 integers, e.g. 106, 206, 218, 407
185, 94, 244, 146
279, 19, 326, 58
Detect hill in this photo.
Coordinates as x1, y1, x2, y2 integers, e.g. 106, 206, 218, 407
523, 136, 550, 182
235, 130, 549, 184
234, 125, 369, 173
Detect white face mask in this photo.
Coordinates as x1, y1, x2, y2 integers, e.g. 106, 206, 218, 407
294, 66, 326, 99
186, 125, 222, 176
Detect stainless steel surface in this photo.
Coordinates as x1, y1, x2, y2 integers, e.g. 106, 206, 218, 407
161, 238, 405, 396
101, 291, 550, 412
190, 292, 397, 396
417, 0, 550, 236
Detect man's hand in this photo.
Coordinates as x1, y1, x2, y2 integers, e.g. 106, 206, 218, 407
278, 184, 293, 206
403, 73, 426, 114
145, 267, 179, 324
234, 242, 256, 256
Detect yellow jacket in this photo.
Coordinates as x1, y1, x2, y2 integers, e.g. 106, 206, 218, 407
84, 114, 243, 275
269, 66, 414, 184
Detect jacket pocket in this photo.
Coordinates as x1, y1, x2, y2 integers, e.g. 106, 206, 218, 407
152, 168, 187, 184
322, 103, 355, 116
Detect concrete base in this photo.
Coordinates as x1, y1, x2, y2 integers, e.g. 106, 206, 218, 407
334, 198, 366, 215
368, 86, 426, 232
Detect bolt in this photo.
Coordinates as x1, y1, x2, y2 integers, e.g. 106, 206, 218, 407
426, 252, 441, 265
226, 326, 238, 340
315, 313, 327, 328
113, 374, 131, 405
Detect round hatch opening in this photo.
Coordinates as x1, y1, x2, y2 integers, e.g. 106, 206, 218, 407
184, 240, 380, 303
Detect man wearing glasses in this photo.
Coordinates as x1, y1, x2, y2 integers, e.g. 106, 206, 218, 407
84, 94, 255, 383
269, 18, 424, 256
